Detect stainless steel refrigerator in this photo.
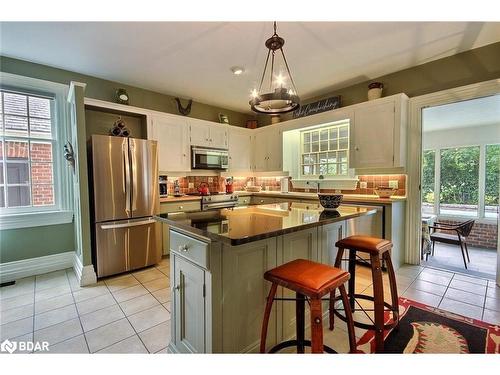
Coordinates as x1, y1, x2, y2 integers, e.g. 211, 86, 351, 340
90, 135, 161, 278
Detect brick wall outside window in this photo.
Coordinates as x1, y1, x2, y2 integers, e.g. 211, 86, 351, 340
436, 219, 498, 249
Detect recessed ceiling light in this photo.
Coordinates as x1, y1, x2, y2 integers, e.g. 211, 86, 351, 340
231, 66, 244, 75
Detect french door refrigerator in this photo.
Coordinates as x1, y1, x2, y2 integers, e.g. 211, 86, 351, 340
90, 135, 161, 278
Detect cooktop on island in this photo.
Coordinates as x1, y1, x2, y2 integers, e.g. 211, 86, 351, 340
155, 202, 376, 245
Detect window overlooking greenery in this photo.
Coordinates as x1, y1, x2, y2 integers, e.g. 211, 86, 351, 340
300, 122, 349, 177
421, 144, 499, 219
485, 144, 500, 218
421, 150, 435, 214
439, 146, 480, 216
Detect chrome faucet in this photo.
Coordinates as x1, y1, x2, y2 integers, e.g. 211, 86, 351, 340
307, 180, 321, 193
307, 175, 324, 193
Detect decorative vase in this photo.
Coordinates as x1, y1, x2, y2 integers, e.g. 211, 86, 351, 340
367, 82, 384, 101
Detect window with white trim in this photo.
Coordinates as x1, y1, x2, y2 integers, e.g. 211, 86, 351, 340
421, 143, 499, 220
300, 121, 349, 178
0, 89, 56, 210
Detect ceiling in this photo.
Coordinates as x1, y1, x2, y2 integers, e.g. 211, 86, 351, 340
423, 94, 500, 132
1, 22, 499, 113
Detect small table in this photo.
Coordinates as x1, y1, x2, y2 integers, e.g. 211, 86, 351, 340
421, 214, 437, 260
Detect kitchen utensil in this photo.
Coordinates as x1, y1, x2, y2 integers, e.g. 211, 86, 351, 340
318, 193, 343, 210
198, 182, 210, 196
280, 177, 290, 193
225, 177, 234, 194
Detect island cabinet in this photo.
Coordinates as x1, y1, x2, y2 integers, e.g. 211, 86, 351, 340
168, 221, 346, 353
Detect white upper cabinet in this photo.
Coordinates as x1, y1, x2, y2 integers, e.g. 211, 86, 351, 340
227, 127, 252, 172
188, 119, 228, 149
350, 94, 408, 170
149, 114, 190, 172
252, 126, 283, 172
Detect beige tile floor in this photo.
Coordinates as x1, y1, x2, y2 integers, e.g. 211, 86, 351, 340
0, 258, 171, 353
1, 259, 499, 354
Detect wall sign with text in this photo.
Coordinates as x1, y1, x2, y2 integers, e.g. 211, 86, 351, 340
293, 96, 341, 118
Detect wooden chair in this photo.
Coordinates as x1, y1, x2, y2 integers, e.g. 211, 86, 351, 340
428, 219, 475, 269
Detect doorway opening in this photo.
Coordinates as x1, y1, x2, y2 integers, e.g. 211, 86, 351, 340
420, 95, 499, 279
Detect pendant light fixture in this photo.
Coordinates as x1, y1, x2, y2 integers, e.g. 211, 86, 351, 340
249, 22, 300, 115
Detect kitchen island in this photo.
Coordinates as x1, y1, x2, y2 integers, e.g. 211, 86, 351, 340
155, 202, 376, 353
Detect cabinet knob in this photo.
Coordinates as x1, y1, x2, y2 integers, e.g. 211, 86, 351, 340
178, 244, 189, 252
179, 206, 183, 210
355, 147, 359, 151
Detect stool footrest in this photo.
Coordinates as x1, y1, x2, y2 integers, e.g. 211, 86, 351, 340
332, 293, 399, 331
268, 339, 337, 354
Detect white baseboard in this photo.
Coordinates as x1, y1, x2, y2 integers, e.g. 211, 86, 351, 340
0, 251, 74, 283
72, 253, 97, 287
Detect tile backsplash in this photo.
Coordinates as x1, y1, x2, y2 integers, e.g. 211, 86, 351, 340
166, 174, 406, 197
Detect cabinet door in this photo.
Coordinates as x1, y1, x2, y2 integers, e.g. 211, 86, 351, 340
280, 228, 318, 340
320, 221, 345, 266
222, 239, 277, 353
173, 256, 206, 353
352, 101, 395, 168
162, 224, 170, 255
252, 132, 268, 171
228, 128, 252, 171
189, 120, 211, 147
150, 115, 190, 172
266, 127, 283, 171
209, 125, 228, 149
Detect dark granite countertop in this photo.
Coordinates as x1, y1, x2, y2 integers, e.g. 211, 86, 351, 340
155, 202, 376, 246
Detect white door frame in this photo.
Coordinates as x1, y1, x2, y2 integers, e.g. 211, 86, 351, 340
405, 79, 500, 272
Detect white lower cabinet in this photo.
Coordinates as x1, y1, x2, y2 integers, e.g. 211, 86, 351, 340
171, 254, 206, 353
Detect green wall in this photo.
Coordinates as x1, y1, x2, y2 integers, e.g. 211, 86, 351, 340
0, 223, 74, 263
260, 41, 500, 125
0, 55, 253, 127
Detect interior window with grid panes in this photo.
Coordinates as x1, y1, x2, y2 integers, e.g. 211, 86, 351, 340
0, 90, 55, 209
301, 122, 349, 177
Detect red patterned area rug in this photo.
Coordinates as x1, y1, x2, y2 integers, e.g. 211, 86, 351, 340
356, 297, 500, 353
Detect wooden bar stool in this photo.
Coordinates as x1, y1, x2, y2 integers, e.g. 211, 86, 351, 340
260, 259, 357, 354
329, 235, 399, 353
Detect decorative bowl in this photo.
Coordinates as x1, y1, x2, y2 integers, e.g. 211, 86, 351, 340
319, 210, 341, 220
245, 186, 262, 192
318, 193, 343, 210
374, 187, 397, 198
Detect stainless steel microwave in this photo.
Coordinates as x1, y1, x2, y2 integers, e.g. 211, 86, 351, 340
191, 147, 229, 170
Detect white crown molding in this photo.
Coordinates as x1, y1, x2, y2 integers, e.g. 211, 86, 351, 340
73, 253, 97, 287
0, 251, 74, 283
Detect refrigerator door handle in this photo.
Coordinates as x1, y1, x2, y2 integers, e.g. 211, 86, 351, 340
100, 218, 156, 230
130, 139, 138, 212
123, 142, 131, 214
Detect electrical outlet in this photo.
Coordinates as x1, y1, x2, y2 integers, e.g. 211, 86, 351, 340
360, 181, 367, 188
188, 182, 194, 189
208, 177, 213, 183
304, 188, 310, 193
389, 180, 398, 189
